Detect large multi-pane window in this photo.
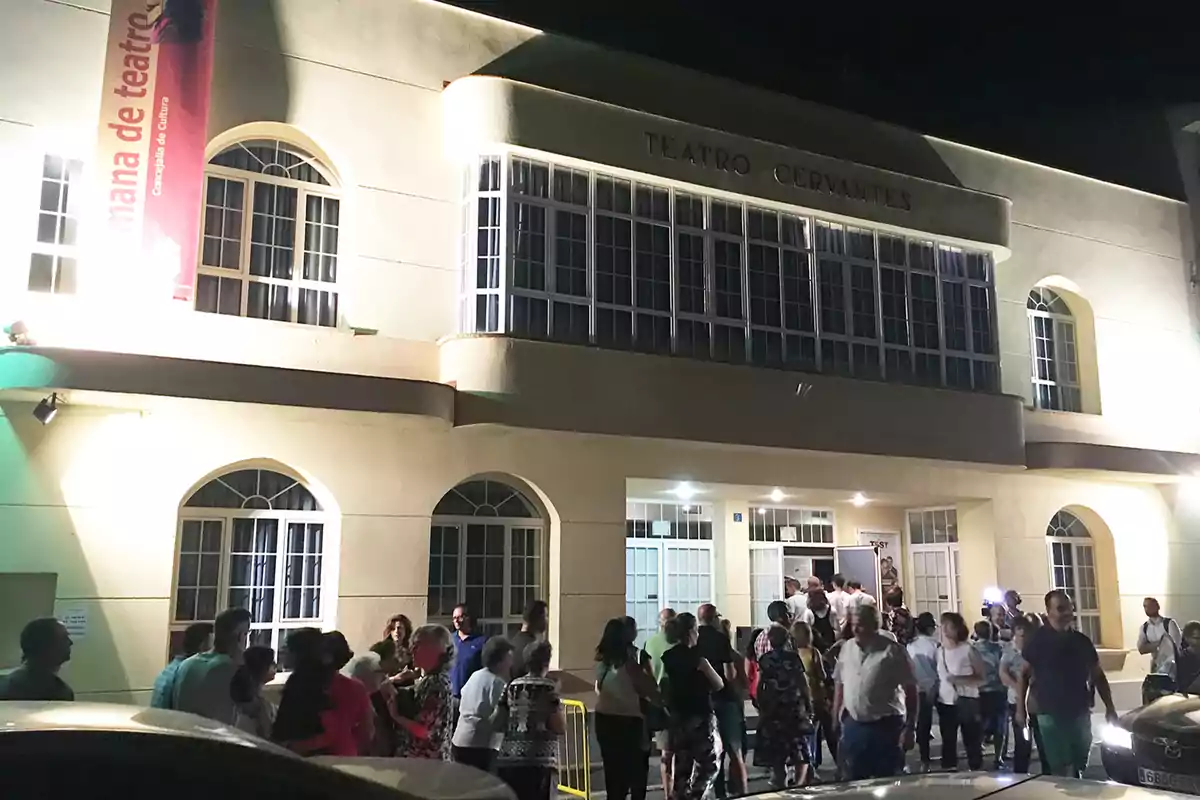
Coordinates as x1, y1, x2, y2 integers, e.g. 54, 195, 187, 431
460, 155, 1000, 391
1027, 287, 1081, 412
197, 140, 339, 326
428, 479, 545, 638
28, 155, 83, 294
172, 468, 328, 662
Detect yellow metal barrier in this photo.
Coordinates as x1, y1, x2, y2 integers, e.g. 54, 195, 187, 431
557, 699, 591, 799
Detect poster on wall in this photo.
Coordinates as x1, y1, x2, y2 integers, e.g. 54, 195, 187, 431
858, 531, 903, 598
93, 0, 218, 303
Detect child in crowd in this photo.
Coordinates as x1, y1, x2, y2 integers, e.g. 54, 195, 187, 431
972, 619, 1008, 769
906, 612, 939, 771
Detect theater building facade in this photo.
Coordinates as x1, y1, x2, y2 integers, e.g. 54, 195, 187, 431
1, 0, 1198, 704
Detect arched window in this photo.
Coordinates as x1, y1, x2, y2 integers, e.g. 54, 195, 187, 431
1027, 287, 1081, 412
428, 479, 544, 637
172, 468, 329, 658
1046, 510, 1099, 642
197, 139, 339, 327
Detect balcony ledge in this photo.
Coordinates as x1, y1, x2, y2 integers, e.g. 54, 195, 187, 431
0, 346, 455, 421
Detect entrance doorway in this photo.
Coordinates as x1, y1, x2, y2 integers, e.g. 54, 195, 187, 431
625, 501, 714, 645
906, 508, 962, 617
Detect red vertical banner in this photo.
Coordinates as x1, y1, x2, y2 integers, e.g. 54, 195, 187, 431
95, 0, 217, 304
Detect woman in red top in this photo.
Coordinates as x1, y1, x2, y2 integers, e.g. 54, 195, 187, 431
272, 629, 373, 757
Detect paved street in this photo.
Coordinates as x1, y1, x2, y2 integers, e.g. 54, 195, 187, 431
572, 711, 1114, 799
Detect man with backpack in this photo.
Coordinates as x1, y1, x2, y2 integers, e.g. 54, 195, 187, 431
1138, 596, 1182, 704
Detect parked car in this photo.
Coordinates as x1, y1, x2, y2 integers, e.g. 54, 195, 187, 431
759, 772, 1190, 800
0, 701, 513, 800
1101, 693, 1200, 795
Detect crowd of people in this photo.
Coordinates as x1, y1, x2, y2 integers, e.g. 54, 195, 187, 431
5, 577, 1200, 799
589, 577, 1200, 800
0, 601, 561, 800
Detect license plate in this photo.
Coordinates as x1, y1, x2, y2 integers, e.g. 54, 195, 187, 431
1139, 767, 1200, 794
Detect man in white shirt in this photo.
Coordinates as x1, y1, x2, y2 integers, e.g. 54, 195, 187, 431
848, 580, 877, 612
1138, 597, 1182, 676
784, 578, 810, 623
828, 574, 850, 629
832, 604, 918, 780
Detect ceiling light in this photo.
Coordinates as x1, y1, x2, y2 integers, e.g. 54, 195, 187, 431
33, 393, 58, 425
851, 492, 869, 507
769, 488, 785, 503
757, 508, 767, 515
671, 482, 697, 501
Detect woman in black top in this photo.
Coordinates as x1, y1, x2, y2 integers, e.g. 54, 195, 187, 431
659, 613, 724, 800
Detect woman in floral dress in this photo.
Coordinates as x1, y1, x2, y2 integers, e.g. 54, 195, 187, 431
394, 624, 456, 760
753, 625, 813, 788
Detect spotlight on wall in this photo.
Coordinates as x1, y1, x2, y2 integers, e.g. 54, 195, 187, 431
769, 488, 786, 503
671, 482, 697, 501
3, 319, 35, 346
32, 393, 59, 425
851, 492, 869, 507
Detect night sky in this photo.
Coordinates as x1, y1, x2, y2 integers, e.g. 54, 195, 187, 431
447, 2, 1199, 200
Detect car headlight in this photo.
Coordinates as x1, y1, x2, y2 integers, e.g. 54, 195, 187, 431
1101, 723, 1133, 750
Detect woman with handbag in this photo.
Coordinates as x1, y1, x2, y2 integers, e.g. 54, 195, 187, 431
660, 613, 725, 800
937, 611, 985, 771
594, 618, 660, 800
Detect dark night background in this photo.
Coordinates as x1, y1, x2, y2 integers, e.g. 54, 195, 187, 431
447, 2, 1200, 200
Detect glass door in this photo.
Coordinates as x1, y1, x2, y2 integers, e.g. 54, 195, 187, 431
626, 542, 663, 646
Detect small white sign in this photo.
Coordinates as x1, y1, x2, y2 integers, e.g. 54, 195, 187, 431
650, 520, 671, 538
60, 609, 87, 640
780, 525, 798, 542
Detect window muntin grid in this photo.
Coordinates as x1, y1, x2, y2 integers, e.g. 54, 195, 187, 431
749, 507, 834, 544
906, 508, 959, 545
460, 155, 999, 392
429, 479, 545, 637
625, 501, 714, 540
172, 469, 327, 662
198, 140, 339, 327
29, 155, 83, 294
1045, 510, 1100, 643
1027, 287, 1081, 412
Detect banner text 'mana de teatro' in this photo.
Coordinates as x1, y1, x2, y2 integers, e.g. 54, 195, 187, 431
95, 0, 217, 303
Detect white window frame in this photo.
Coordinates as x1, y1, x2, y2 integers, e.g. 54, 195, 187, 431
1027, 288, 1081, 412
905, 506, 962, 616
1045, 514, 1100, 643
428, 516, 546, 638
198, 142, 341, 327
28, 154, 84, 295
461, 151, 1001, 391
170, 504, 331, 658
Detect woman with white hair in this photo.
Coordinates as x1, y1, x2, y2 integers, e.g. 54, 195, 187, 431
395, 624, 457, 760
342, 649, 398, 756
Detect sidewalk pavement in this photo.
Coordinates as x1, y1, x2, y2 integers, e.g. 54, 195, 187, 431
573, 710, 1121, 799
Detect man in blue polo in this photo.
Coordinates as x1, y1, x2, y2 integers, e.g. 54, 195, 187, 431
450, 603, 488, 724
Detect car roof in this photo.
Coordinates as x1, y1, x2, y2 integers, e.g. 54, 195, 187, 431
756, 773, 1187, 800
0, 701, 295, 756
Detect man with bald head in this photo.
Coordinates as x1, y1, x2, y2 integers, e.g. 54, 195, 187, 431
696, 604, 746, 796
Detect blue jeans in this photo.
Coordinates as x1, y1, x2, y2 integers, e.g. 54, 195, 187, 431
840, 714, 904, 780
